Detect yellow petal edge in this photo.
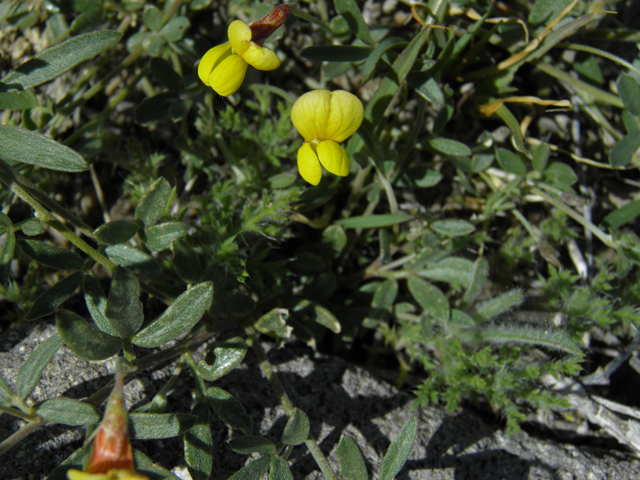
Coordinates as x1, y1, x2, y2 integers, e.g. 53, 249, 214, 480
297, 143, 322, 185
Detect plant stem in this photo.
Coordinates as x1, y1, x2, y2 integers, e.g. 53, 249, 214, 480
530, 186, 615, 248
247, 330, 338, 480
0, 163, 117, 271
0, 417, 43, 455
0, 406, 37, 422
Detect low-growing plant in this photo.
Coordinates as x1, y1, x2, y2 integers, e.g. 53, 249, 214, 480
1, 0, 640, 477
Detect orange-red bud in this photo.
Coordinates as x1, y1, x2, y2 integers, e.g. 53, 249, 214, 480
249, 4, 296, 45
85, 366, 134, 474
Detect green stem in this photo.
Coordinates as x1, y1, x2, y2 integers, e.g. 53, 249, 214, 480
247, 331, 338, 480
0, 417, 43, 455
530, 186, 615, 248
0, 405, 37, 422
0, 164, 116, 271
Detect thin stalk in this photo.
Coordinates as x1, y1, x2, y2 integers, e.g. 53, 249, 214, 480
0, 417, 43, 455
0, 168, 116, 271
530, 186, 614, 248
247, 330, 338, 480
0, 406, 37, 422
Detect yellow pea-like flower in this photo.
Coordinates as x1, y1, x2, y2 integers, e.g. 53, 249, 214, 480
291, 90, 364, 185
197, 4, 295, 97
67, 469, 148, 480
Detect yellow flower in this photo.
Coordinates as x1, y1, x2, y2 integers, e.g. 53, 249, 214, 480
67, 469, 148, 480
291, 90, 364, 185
198, 2, 295, 97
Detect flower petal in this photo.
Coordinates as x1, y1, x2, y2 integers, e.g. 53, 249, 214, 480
297, 143, 322, 185
291, 90, 332, 143
209, 54, 248, 96
228, 20, 252, 56
197, 43, 232, 87
325, 90, 364, 143
317, 140, 350, 177
242, 43, 280, 71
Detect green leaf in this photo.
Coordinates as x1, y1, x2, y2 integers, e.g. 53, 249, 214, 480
418, 257, 475, 288
205, 386, 252, 435
135, 177, 171, 228
18, 239, 84, 270
407, 277, 449, 322
623, 110, 640, 134
543, 162, 578, 186
603, 200, 640, 228
407, 71, 444, 107
56, 309, 122, 360
0, 229, 16, 285
337, 435, 368, 480
0, 89, 37, 110
150, 57, 181, 90
145, 221, 187, 251
16, 334, 63, 399
93, 220, 138, 245
227, 456, 271, 480
171, 239, 201, 284
282, 408, 310, 446
617, 73, 640, 115
129, 412, 197, 439
25, 272, 84, 320
363, 37, 408, 83
431, 219, 475, 238
529, 0, 572, 25
0, 375, 13, 405
44, 446, 90, 480
335, 0, 374, 45
463, 325, 584, 357
142, 4, 162, 31
531, 143, 549, 172
574, 53, 602, 84
334, 214, 414, 229
133, 449, 181, 480
0, 30, 122, 90
427, 137, 471, 156
361, 27, 428, 126
450, 309, 475, 328
160, 16, 190, 42
609, 132, 640, 168
21, 219, 45, 236
196, 337, 247, 381
229, 436, 277, 455
132, 282, 213, 348
364, 278, 397, 328
496, 148, 527, 175
255, 308, 292, 339
105, 266, 144, 338
301, 46, 371, 62
394, 166, 443, 188
311, 304, 341, 333
84, 274, 118, 336
36, 397, 100, 426
184, 404, 213, 480
105, 244, 162, 278
461, 257, 489, 307
471, 289, 524, 323
493, 104, 529, 156
269, 457, 293, 480
379, 416, 417, 480
134, 91, 178, 125
0, 212, 12, 236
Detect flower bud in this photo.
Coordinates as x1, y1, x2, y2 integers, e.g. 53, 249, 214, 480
249, 4, 296, 45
